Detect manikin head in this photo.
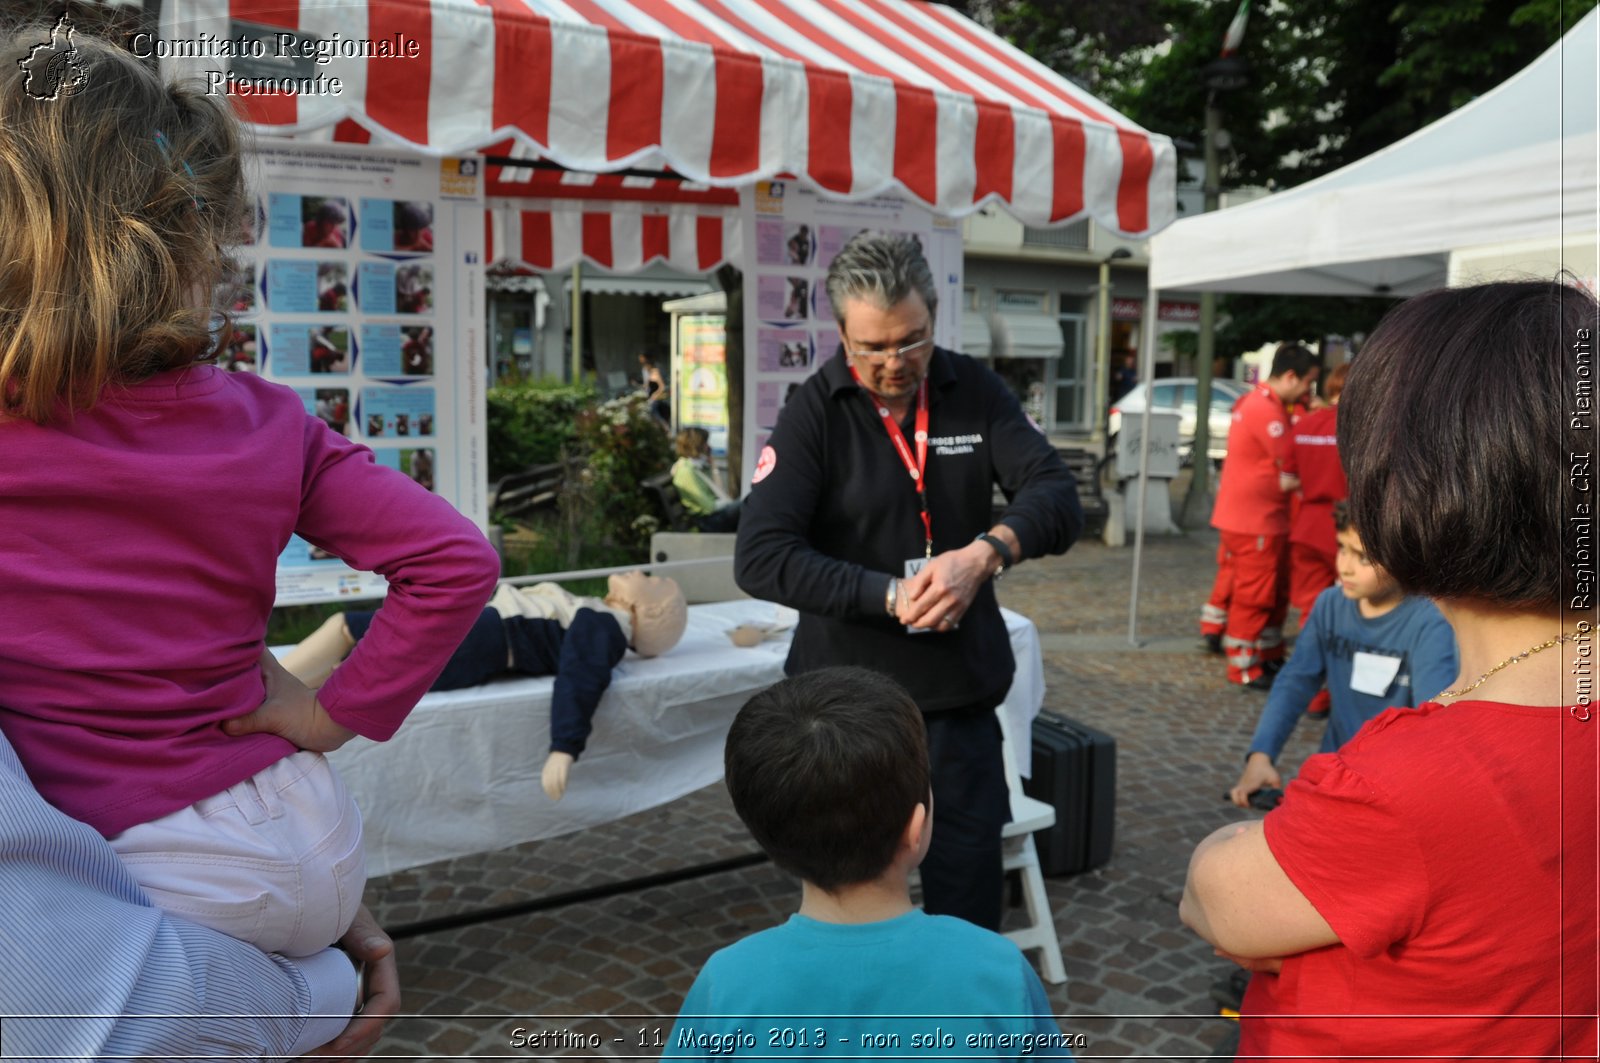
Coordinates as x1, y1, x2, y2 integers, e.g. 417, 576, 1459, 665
605, 571, 687, 657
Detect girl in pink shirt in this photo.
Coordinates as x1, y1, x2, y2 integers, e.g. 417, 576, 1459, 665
0, 33, 500, 956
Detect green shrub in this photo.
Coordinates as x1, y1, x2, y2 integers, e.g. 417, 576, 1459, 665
486, 379, 594, 479
501, 509, 631, 596
567, 393, 673, 551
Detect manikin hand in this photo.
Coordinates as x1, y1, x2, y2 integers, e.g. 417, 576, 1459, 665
303, 905, 401, 1059
1228, 753, 1282, 809
226, 649, 359, 752
898, 542, 992, 632
542, 751, 575, 801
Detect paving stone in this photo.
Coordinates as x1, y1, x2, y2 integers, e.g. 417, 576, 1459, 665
1144, 983, 1189, 1006
1101, 969, 1151, 996
354, 530, 1327, 1060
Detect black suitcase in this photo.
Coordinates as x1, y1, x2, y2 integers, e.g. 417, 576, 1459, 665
1022, 711, 1116, 875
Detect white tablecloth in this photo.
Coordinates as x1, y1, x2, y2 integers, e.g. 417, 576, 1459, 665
329, 601, 1043, 877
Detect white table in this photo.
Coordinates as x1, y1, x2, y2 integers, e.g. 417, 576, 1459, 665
329, 601, 1044, 877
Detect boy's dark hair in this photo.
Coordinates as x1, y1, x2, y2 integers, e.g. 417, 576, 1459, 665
1270, 343, 1317, 380
1332, 499, 1351, 534
1340, 280, 1599, 608
725, 667, 929, 892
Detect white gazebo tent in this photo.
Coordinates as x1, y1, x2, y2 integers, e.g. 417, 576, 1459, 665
1149, 7, 1598, 296
1123, 9, 1599, 640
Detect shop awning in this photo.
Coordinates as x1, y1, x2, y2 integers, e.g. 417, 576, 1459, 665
959, 314, 990, 357
987, 310, 1063, 358
163, 0, 1176, 235
565, 274, 712, 297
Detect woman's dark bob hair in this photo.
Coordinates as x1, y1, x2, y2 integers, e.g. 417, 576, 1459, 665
1340, 279, 1599, 610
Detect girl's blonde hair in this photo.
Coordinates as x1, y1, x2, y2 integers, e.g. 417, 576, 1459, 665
0, 29, 249, 422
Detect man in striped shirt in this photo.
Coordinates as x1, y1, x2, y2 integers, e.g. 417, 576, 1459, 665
0, 664, 398, 1059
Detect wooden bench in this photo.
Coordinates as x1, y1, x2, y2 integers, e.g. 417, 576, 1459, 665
989, 447, 1111, 538
1057, 447, 1110, 538
640, 471, 694, 532
489, 460, 568, 524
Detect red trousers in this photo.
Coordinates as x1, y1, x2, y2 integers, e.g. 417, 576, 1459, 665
1289, 541, 1338, 622
1202, 532, 1289, 684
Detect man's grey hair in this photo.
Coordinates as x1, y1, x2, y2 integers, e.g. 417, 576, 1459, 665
824, 231, 938, 328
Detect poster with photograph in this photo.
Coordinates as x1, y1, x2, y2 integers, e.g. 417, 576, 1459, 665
739, 183, 963, 486
238, 141, 485, 604
359, 199, 436, 254
675, 313, 730, 453
268, 194, 352, 250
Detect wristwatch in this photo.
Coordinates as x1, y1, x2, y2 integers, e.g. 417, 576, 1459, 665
974, 533, 1014, 578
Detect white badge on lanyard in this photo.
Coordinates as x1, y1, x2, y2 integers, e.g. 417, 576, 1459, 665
903, 556, 932, 635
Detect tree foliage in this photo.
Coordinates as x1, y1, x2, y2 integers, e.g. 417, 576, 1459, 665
951, 0, 1595, 352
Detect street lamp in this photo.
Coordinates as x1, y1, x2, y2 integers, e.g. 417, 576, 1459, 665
1092, 246, 1133, 447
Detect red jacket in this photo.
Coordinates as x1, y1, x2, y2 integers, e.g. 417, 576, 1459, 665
1284, 405, 1347, 555
1212, 384, 1292, 536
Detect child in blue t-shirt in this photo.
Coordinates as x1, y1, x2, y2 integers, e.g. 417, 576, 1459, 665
1229, 502, 1458, 806
665, 667, 1074, 1061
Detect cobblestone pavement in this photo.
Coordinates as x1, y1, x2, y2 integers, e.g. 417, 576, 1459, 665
361, 502, 1326, 1060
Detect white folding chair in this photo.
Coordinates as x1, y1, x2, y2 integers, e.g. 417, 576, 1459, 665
997, 709, 1068, 985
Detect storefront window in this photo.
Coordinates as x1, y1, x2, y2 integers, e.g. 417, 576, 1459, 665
1052, 314, 1087, 432
490, 292, 536, 380
991, 358, 1047, 425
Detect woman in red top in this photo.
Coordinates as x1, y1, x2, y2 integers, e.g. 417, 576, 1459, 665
1182, 280, 1598, 1061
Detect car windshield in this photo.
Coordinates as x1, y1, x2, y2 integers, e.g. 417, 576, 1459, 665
1211, 384, 1245, 411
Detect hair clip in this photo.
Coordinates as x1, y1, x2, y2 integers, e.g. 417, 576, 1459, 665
153, 129, 204, 212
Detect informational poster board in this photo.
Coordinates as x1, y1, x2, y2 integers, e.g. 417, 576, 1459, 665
226, 140, 486, 604
674, 313, 730, 454
739, 182, 963, 488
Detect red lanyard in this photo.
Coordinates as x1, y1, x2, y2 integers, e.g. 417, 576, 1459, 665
849, 366, 932, 556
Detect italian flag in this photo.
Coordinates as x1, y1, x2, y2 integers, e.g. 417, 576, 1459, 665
1220, 0, 1251, 56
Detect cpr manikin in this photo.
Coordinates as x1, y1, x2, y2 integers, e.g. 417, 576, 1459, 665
282, 571, 688, 801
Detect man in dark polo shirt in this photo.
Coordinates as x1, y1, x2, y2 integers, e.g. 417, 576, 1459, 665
735, 231, 1081, 929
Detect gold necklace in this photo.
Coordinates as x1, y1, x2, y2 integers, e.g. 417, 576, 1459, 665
1435, 633, 1577, 701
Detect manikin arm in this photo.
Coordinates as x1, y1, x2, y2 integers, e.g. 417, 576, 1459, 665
279, 613, 356, 689
539, 610, 628, 801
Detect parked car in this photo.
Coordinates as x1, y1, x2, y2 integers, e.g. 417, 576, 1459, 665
1108, 377, 1249, 463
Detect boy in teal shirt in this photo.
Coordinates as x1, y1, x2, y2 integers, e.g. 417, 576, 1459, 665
666, 667, 1073, 1060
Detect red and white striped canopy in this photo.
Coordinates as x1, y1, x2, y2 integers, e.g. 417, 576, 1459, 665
482, 148, 741, 270
323, 122, 744, 270
162, 0, 1176, 235
484, 194, 743, 272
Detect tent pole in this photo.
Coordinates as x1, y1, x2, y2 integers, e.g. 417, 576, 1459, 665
1182, 91, 1224, 528
1128, 286, 1160, 647
569, 261, 583, 385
